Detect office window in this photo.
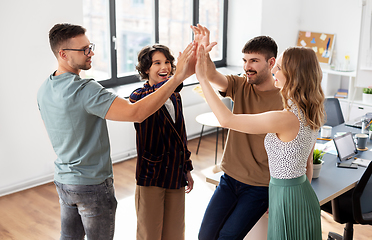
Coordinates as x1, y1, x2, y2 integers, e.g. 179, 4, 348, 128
158, 0, 192, 57
83, 0, 227, 87
115, 0, 154, 78
133, 0, 145, 4
199, 0, 224, 63
83, 0, 111, 81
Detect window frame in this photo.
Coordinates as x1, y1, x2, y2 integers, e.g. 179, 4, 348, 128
99, 0, 228, 88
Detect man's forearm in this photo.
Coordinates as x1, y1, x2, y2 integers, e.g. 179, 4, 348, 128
133, 76, 184, 122
105, 76, 184, 122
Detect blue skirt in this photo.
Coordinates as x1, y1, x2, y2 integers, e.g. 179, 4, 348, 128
267, 175, 322, 240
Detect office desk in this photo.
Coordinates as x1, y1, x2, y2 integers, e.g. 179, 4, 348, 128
206, 123, 372, 206
205, 123, 371, 240
312, 123, 372, 205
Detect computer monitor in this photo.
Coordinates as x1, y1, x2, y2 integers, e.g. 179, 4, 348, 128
333, 132, 358, 168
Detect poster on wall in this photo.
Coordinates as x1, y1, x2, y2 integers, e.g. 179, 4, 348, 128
296, 31, 335, 64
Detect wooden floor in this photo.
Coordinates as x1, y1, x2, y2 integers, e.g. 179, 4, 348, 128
0, 131, 371, 239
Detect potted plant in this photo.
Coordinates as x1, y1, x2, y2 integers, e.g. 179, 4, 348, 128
362, 87, 372, 103
313, 149, 325, 178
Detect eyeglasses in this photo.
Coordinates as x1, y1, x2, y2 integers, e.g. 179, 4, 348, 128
63, 43, 95, 56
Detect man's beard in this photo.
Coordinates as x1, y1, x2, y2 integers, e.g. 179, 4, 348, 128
71, 58, 92, 71
246, 70, 266, 85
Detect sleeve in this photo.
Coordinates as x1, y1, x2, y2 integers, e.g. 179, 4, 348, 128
219, 74, 242, 99
152, 78, 183, 92
129, 88, 144, 103
80, 80, 117, 119
184, 148, 193, 171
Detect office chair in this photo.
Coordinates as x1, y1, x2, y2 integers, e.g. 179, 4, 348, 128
326, 162, 372, 240
324, 98, 345, 127
320, 98, 346, 214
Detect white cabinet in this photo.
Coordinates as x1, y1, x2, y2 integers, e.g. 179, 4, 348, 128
321, 65, 356, 101
348, 102, 372, 121
338, 99, 372, 122
338, 99, 350, 120
321, 65, 372, 121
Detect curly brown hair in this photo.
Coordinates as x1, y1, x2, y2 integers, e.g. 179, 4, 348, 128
280, 47, 325, 131
136, 44, 176, 80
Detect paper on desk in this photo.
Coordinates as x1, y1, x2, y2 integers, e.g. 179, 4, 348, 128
315, 141, 337, 155
353, 158, 371, 167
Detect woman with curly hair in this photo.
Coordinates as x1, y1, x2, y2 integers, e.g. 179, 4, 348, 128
130, 44, 194, 240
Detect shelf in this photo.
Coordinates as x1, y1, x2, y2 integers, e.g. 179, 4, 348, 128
321, 65, 356, 77
348, 99, 372, 106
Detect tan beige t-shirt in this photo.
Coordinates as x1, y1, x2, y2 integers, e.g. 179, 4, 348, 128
220, 74, 283, 187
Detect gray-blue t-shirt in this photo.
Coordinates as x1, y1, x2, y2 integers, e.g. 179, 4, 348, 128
37, 72, 117, 185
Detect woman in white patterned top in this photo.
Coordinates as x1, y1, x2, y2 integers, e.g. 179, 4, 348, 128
195, 45, 325, 240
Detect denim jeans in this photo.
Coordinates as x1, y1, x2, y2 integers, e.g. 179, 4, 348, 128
54, 178, 117, 240
198, 173, 269, 240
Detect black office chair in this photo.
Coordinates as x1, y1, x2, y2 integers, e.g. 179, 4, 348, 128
320, 98, 346, 214
320, 98, 346, 216
324, 98, 345, 127
326, 162, 372, 240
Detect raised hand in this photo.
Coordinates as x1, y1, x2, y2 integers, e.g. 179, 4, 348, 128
191, 24, 217, 53
174, 42, 197, 80
195, 44, 208, 83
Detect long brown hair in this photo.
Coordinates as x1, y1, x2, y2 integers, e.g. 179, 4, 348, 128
280, 47, 325, 131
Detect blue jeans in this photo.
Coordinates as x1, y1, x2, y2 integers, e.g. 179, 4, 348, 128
198, 173, 269, 240
54, 178, 117, 240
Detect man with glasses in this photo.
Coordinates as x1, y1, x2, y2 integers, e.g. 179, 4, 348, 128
62, 42, 95, 56
37, 23, 195, 240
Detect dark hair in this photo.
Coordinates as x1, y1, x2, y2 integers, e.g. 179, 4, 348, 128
242, 36, 278, 61
49, 23, 86, 57
136, 44, 176, 80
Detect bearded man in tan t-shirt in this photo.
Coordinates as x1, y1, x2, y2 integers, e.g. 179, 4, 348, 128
192, 25, 283, 240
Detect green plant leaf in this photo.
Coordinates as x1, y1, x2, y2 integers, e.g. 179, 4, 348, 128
313, 149, 325, 164
363, 88, 372, 94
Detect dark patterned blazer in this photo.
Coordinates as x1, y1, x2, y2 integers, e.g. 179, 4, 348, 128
129, 80, 193, 189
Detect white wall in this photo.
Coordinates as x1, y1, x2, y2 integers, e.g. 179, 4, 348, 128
227, 0, 301, 66
227, 0, 362, 69
227, 0, 263, 66
299, 0, 363, 70
0, 0, 364, 196
261, 0, 302, 54
0, 0, 83, 195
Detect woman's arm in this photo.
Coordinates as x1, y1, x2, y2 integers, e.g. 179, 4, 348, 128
195, 45, 298, 138
306, 144, 315, 183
